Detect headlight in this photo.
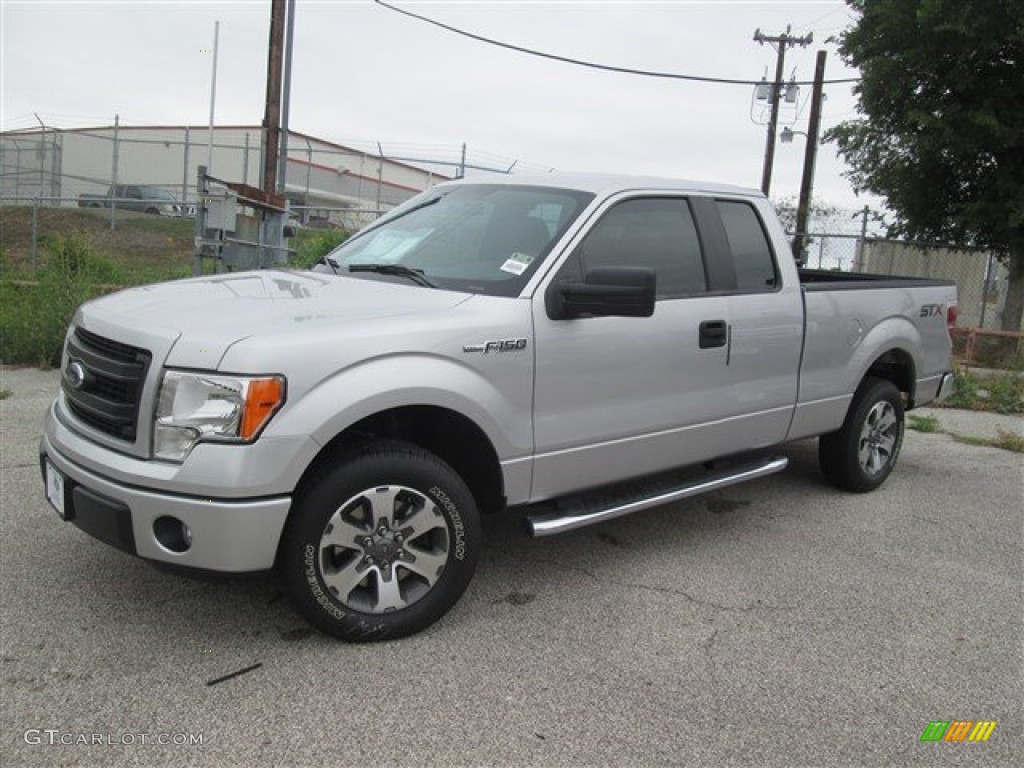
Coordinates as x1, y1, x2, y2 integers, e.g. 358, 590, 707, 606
154, 371, 285, 462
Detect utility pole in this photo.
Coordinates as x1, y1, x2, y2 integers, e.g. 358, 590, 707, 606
754, 25, 812, 195
792, 49, 827, 263
262, 0, 286, 197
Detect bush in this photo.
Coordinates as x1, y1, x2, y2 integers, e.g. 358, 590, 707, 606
289, 229, 349, 270
943, 368, 1024, 415
38, 234, 124, 284
0, 236, 121, 366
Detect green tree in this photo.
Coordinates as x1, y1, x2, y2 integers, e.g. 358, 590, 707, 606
772, 195, 842, 234
826, 0, 1024, 330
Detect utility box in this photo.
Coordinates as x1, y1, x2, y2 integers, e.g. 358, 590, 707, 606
206, 183, 238, 232
193, 165, 291, 275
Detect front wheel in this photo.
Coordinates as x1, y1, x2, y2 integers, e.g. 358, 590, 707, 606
279, 440, 480, 642
819, 377, 905, 493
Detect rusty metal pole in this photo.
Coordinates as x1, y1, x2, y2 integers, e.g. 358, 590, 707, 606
262, 0, 285, 197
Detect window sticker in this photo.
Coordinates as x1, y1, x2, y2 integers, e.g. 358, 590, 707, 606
500, 252, 534, 275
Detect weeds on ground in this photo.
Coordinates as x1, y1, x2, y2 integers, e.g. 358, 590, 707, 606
950, 431, 1024, 453
916, 414, 1024, 454
941, 368, 1024, 415
908, 414, 940, 432
992, 427, 1024, 453
0, 236, 122, 366
288, 229, 349, 270
0, 388, 12, 400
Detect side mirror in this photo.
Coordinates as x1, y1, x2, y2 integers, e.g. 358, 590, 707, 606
549, 266, 655, 319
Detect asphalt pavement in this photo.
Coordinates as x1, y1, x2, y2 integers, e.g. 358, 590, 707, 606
1, 367, 1021, 767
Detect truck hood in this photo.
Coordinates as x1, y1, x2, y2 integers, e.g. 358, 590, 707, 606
76, 270, 471, 368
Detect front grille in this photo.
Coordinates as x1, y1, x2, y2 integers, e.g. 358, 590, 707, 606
63, 327, 152, 441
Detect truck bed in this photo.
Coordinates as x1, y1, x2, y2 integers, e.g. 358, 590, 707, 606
798, 268, 955, 291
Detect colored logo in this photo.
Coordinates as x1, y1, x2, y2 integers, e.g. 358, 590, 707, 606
920, 721, 997, 742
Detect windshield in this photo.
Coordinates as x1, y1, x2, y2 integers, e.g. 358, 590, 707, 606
320, 184, 594, 296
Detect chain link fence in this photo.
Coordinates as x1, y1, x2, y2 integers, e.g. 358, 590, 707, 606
801, 232, 1015, 330
802, 231, 1022, 367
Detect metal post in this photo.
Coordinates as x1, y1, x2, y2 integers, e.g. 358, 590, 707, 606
979, 252, 993, 329
376, 143, 384, 211
855, 205, 869, 271
207, 21, 220, 172
243, 132, 250, 185
34, 115, 46, 195
817, 238, 824, 269
50, 132, 62, 201
277, 0, 296, 195
193, 165, 207, 277
459, 143, 467, 178
305, 138, 312, 214
182, 126, 190, 210
358, 153, 365, 199
110, 114, 119, 231
31, 195, 39, 271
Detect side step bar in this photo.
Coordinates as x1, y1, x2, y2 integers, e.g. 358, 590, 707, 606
524, 456, 788, 537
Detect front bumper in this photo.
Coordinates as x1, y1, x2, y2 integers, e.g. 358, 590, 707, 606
40, 433, 292, 572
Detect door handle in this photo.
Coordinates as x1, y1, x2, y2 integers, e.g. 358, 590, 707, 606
699, 320, 728, 349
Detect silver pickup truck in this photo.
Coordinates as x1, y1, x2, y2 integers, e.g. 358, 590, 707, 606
40, 174, 957, 641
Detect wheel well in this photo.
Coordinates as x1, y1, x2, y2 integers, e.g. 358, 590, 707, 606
298, 406, 505, 514
865, 349, 916, 405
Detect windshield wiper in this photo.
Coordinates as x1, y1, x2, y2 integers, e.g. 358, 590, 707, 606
348, 263, 437, 288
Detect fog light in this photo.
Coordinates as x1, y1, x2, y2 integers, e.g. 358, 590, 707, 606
154, 516, 192, 553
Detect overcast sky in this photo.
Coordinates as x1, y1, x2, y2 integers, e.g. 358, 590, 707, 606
2, 0, 881, 226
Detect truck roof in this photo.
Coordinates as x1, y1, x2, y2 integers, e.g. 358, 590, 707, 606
436, 172, 762, 199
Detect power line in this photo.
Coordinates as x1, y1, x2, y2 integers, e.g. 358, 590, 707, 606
373, 0, 860, 87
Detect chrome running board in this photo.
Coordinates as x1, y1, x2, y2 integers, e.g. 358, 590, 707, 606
524, 456, 789, 537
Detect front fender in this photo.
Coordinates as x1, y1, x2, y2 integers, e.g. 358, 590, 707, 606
268, 353, 532, 463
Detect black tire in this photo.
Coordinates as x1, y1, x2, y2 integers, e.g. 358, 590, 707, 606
279, 440, 480, 642
819, 377, 905, 493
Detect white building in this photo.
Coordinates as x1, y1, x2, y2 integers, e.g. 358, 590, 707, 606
0, 124, 448, 229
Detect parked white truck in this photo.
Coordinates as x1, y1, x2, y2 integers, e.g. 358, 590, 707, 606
41, 175, 957, 640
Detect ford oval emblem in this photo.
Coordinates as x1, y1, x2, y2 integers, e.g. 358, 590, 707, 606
67, 360, 87, 390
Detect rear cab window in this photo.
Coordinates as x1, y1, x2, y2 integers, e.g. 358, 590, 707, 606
716, 200, 779, 292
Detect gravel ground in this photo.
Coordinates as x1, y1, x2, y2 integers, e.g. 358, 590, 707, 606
1, 367, 1021, 767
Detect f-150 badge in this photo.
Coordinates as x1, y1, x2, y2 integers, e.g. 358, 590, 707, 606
463, 338, 528, 354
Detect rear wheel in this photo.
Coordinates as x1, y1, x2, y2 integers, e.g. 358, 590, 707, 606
280, 440, 480, 641
819, 377, 904, 493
